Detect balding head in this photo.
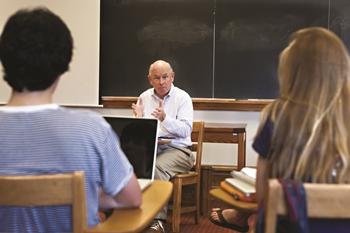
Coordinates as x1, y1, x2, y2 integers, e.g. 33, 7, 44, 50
147, 60, 174, 99
148, 60, 173, 75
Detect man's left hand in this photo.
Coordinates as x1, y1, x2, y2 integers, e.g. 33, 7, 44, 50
152, 100, 166, 121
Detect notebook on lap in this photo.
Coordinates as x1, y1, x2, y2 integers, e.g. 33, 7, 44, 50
104, 116, 159, 191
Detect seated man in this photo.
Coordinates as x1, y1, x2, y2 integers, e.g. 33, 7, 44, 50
132, 60, 195, 233
0, 7, 141, 233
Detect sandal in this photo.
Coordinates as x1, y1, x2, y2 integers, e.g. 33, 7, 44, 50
208, 208, 249, 232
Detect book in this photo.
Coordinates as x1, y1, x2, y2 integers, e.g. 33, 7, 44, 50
225, 177, 256, 195
222, 167, 257, 201
220, 181, 256, 202
240, 167, 257, 179
230, 169, 256, 186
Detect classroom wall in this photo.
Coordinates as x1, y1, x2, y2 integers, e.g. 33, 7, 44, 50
0, 1, 262, 166
0, 0, 100, 106
88, 106, 260, 167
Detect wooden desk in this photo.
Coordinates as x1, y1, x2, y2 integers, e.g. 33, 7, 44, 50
203, 122, 247, 170
194, 122, 247, 215
209, 188, 257, 213
87, 180, 173, 233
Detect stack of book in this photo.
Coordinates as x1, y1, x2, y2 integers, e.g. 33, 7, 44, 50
220, 167, 256, 202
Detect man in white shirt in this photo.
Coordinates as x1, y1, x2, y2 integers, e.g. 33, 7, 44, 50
132, 60, 195, 233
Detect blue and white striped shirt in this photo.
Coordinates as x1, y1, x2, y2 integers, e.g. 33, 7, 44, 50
0, 104, 133, 233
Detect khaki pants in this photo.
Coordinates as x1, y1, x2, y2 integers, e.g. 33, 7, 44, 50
154, 145, 195, 220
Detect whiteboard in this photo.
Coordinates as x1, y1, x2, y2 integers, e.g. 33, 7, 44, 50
0, 0, 100, 106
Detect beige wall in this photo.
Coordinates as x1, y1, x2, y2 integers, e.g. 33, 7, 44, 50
0, 0, 100, 106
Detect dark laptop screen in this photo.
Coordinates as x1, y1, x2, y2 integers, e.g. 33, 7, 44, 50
104, 116, 158, 179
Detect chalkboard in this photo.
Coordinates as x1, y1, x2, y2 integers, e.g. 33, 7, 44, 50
100, 0, 344, 100
330, 0, 350, 52
215, 0, 329, 99
100, 0, 213, 98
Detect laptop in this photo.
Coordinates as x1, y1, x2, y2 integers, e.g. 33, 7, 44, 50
104, 116, 159, 191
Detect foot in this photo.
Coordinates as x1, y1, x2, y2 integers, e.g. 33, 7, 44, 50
209, 208, 249, 232
211, 208, 247, 225
144, 219, 167, 233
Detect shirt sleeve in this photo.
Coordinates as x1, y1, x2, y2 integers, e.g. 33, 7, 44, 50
161, 93, 193, 138
252, 118, 274, 159
100, 125, 134, 196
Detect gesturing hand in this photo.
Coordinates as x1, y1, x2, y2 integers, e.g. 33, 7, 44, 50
152, 100, 166, 121
131, 98, 144, 117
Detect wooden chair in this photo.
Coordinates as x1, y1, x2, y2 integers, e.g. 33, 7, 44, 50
0, 171, 87, 233
264, 179, 350, 233
170, 121, 205, 233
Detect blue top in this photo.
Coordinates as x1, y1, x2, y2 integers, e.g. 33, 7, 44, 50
0, 104, 133, 233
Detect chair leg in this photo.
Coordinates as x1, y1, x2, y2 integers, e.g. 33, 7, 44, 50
195, 182, 200, 224
172, 178, 182, 233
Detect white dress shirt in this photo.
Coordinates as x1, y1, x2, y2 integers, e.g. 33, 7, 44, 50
138, 84, 193, 147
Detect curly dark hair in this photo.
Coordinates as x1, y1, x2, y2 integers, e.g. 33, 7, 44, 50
0, 7, 73, 92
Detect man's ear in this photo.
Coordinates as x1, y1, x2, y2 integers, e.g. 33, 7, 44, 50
172, 72, 175, 80
147, 74, 152, 84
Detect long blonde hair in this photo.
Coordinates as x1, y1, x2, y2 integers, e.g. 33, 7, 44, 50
260, 27, 350, 183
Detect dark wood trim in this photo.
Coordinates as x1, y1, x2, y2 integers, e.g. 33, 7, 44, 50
192, 98, 272, 111
102, 96, 138, 109
101, 96, 273, 111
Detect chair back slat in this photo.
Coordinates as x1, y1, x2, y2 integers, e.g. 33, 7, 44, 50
191, 121, 205, 174
265, 179, 350, 233
0, 171, 87, 233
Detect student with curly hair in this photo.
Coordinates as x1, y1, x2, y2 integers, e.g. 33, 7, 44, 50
0, 7, 141, 233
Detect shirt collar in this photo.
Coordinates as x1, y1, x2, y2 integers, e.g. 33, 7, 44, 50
152, 84, 174, 100
0, 104, 59, 112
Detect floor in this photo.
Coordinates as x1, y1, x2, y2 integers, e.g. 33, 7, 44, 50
171, 213, 243, 233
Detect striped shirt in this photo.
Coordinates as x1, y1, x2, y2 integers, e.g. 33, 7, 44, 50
0, 104, 133, 233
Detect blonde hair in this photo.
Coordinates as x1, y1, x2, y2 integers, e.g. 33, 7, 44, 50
259, 27, 350, 183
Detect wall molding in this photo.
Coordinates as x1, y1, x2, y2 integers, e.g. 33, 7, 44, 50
102, 96, 273, 111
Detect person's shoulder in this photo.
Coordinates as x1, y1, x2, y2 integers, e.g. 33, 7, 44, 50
172, 86, 191, 98
60, 106, 101, 118
58, 107, 109, 128
139, 88, 154, 97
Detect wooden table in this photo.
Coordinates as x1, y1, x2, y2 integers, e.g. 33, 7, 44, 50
203, 122, 247, 170
209, 188, 257, 213
193, 122, 247, 214
87, 180, 173, 233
